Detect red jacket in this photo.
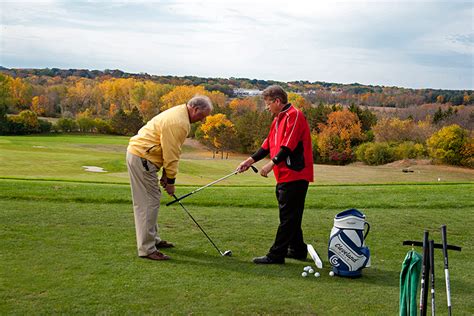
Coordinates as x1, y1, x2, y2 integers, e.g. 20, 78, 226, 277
262, 104, 314, 184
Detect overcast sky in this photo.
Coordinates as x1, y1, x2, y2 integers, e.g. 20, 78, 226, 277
1, 0, 472, 90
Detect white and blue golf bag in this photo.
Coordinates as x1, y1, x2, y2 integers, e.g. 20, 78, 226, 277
328, 209, 371, 277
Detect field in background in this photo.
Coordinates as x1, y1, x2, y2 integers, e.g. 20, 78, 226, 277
1, 134, 473, 314
0, 134, 473, 185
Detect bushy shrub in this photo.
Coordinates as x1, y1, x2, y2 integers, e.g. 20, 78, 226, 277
93, 118, 112, 134
38, 119, 52, 133
427, 124, 471, 166
77, 117, 95, 133
55, 118, 78, 132
393, 142, 426, 160
356, 142, 395, 165
7, 110, 41, 134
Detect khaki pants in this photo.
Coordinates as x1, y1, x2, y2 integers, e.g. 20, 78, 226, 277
126, 151, 163, 256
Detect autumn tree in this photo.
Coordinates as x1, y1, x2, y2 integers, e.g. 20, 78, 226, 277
161, 85, 227, 111
31, 95, 53, 116
198, 113, 236, 158
0, 74, 12, 133
160, 86, 208, 110
288, 92, 311, 109
426, 124, 471, 166
228, 97, 257, 115
302, 102, 336, 132
9, 77, 32, 112
317, 110, 364, 164
373, 117, 434, 143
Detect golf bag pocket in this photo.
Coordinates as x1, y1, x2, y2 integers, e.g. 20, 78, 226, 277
328, 208, 370, 277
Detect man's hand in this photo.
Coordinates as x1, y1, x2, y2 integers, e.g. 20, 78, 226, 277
165, 184, 175, 196
236, 157, 255, 173
260, 161, 275, 178
160, 175, 168, 188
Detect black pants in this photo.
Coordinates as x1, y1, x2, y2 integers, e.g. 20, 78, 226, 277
267, 180, 309, 260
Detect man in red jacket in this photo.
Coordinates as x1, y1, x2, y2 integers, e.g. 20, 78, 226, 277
237, 85, 314, 264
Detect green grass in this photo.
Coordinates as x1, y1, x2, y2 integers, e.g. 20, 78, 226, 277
1, 134, 473, 314
1, 134, 473, 185
1, 180, 473, 314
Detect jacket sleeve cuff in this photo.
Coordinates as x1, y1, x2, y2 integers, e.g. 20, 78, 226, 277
251, 147, 270, 162
272, 146, 291, 164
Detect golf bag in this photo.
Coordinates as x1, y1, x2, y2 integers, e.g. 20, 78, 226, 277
328, 208, 371, 277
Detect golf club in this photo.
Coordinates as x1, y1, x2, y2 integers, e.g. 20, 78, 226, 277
429, 239, 435, 316
172, 194, 232, 257
167, 165, 258, 206
441, 225, 452, 316
419, 231, 430, 316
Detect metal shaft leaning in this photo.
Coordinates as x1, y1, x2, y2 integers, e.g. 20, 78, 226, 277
429, 240, 435, 316
441, 225, 452, 316
173, 194, 225, 256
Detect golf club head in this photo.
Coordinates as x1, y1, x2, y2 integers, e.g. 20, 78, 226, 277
250, 165, 258, 173
222, 250, 232, 257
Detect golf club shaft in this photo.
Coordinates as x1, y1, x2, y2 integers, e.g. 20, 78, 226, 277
420, 231, 429, 316
173, 195, 223, 256
441, 225, 452, 316
429, 240, 435, 316
166, 165, 258, 206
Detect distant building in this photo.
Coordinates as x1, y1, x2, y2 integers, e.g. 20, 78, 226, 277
233, 88, 262, 97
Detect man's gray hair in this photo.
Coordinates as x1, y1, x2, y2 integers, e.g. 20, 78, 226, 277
188, 95, 213, 112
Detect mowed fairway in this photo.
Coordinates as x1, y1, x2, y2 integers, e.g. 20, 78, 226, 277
1, 135, 473, 314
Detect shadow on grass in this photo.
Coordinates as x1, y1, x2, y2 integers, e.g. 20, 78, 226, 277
151, 247, 406, 288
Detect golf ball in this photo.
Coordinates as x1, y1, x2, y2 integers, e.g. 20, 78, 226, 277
329, 271, 335, 277
301, 272, 308, 277
308, 269, 314, 274
314, 272, 320, 278
303, 266, 312, 272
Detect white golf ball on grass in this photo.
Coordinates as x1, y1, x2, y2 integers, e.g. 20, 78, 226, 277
308, 268, 314, 274
314, 272, 320, 278
329, 271, 335, 277
303, 266, 312, 272
301, 272, 308, 277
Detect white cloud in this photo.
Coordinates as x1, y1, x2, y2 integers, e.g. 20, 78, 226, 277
0, 0, 472, 89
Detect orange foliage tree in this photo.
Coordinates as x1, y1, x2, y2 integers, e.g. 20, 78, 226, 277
317, 110, 364, 164
228, 97, 257, 114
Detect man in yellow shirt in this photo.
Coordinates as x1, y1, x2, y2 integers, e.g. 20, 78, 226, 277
127, 95, 213, 260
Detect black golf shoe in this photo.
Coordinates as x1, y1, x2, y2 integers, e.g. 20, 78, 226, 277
252, 256, 285, 264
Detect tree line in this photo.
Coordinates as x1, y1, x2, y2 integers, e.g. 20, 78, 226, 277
2, 66, 472, 108
0, 70, 472, 168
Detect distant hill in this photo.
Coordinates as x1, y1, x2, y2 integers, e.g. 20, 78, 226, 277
0, 66, 472, 106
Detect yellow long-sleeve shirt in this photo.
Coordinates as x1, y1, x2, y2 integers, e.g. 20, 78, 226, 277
127, 104, 190, 181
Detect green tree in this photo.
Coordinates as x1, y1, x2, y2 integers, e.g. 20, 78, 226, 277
111, 107, 143, 136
